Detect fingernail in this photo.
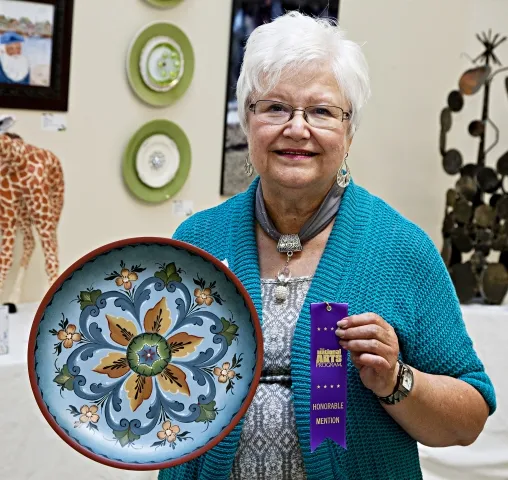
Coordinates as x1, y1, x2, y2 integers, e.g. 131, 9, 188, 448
339, 340, 348, 349
336, 328, 345, 338
337, 318, 348, 327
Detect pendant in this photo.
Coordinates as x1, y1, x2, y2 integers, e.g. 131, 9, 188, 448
274, 240, 300, 304
277, 234, 302, 253
274, 284, 289, 302
274, 262, 291, 303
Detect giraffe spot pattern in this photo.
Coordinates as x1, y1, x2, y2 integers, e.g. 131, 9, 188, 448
0, 134, 65, 293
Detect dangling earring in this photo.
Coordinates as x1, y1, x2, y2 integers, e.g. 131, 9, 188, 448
336, 152, 351, 188
244, 154, 253, 177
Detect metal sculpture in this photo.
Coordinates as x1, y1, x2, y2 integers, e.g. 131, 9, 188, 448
440, 30, 508, 304
0, 116, 64, 311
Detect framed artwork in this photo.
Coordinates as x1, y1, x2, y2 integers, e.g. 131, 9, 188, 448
0, 0, 74, 111
220, 0, 340, 196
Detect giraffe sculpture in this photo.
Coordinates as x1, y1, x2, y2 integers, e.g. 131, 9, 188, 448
0, 130, 64, 307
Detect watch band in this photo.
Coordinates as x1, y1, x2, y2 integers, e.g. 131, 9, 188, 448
377, 360, 409, 405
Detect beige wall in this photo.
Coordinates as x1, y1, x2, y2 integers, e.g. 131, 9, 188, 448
1, 0, 508, 305
1, 0, 233, 304
340, 0, 508, 250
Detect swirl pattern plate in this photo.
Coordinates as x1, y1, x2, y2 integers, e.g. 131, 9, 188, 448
139, 36, 184, 93
127, 22, 194, 107
28, 238, 262, 470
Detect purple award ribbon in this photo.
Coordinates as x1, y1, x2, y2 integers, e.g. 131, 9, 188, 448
310, 302, 348, 452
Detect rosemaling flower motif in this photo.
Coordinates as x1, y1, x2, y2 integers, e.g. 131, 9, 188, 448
58, 267, 241, 449
115, 268, 138, 290
57, 323, 81, 348
214, 362, 235, 383
79, 405, 99, 424
92, 297, 202, 411
157, 420, 180, 442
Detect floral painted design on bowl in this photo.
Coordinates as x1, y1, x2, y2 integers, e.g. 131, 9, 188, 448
29, 238, 262, 470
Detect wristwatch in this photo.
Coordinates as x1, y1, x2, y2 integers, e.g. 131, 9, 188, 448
377, 360, 414, 405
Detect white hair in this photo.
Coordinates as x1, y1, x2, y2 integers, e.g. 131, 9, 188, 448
236, 11, 371, 136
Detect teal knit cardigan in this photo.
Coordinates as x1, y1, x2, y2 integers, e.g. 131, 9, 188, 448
159, 177, 496, 480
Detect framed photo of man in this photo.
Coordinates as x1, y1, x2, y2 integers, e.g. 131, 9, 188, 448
220, 0, 340, 196
0, 0, 74, 111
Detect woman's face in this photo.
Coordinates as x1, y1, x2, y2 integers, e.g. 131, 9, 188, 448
247, 67, 352, 192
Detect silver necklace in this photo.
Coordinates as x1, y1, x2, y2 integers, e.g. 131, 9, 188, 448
255, 182, 344, 302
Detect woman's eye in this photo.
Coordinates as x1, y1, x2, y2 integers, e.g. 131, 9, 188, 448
314, 107, 332, 116
268, 104, 285, 112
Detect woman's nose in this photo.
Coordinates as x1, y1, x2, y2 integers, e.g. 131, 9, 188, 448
283, 111, 311, 139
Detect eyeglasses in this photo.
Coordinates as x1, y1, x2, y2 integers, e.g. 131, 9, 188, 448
248, 100, 351, 130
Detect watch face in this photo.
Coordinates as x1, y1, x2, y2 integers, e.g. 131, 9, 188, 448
401, 370, 413, 391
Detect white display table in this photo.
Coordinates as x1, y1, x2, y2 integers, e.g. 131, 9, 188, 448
418, 305, 508, 480
1, 303, 506, 479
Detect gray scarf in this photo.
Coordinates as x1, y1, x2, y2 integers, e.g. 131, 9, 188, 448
255, 181, 344, 243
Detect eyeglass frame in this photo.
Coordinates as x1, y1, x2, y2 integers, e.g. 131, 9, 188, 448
248, 99, 352, 128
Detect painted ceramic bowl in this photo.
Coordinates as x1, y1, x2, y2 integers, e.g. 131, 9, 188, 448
28, 238, 262, 470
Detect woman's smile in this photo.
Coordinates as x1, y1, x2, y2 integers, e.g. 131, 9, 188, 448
273, 148, 318, 160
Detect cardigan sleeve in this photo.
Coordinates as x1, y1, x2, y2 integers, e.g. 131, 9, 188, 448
404, 234, 497, 415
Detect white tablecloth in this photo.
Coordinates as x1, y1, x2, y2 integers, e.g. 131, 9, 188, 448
418, 305, 508, 480
0, 303, 506, 479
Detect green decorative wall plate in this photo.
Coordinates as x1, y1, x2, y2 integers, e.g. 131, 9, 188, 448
127, 22, 194, 106
139, 36, 184, 93
144, 0, 183, 8
123, 120, 191, 203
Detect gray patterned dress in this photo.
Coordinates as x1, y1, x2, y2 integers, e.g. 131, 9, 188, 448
230, 276, 313, 480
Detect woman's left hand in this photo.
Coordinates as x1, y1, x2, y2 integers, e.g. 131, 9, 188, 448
335, 313, 400, 397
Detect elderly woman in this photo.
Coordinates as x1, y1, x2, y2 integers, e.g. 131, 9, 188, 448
160, 11, 496, 480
